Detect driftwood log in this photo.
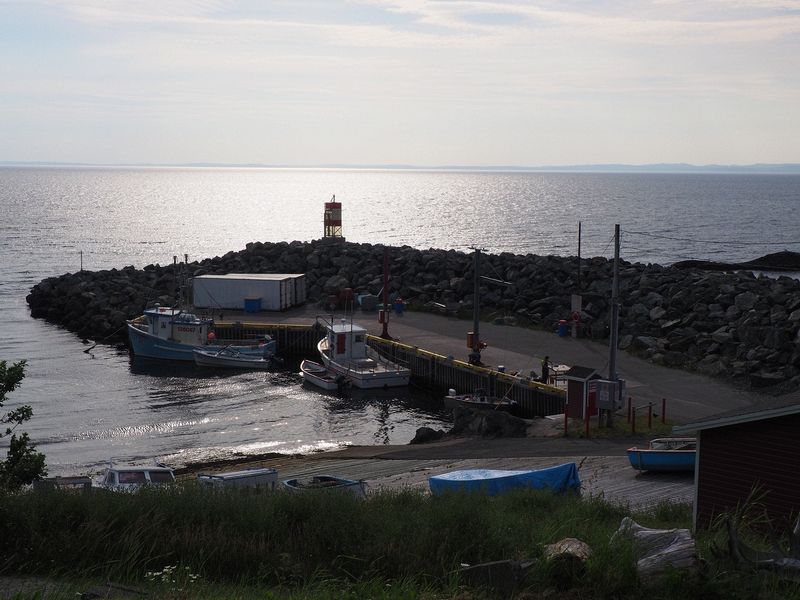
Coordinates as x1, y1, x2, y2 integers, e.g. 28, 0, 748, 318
612, 516, 697, 576
724, 514, 800, 578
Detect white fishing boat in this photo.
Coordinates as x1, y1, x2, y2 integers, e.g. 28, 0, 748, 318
317, 319, 410, 389
193, 345, 276, 369
127, 305, 275, 362
300, 359, 350, 391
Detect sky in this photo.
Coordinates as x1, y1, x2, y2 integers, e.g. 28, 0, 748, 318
1, 0, 799, 167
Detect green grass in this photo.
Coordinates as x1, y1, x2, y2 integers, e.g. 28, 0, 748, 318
3, 484, 800, 599
568, 412, 674, 439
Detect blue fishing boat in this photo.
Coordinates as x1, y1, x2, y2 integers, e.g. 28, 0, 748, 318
429, 463, 581, 496
626, 437, 696, 472
127, 305, 275, 361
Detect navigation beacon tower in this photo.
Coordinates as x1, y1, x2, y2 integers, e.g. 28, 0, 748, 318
323, 194, 344, 241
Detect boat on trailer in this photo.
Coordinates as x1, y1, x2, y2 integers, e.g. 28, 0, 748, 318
626, 437, 697, 472
282, 475, 367, 498
127, 305, 275, 361
317, 318, 410, 389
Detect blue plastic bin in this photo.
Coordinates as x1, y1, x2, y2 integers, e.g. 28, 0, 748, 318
557, 319, 568, 337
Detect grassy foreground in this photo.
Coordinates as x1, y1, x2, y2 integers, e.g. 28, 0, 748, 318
1, 484, 799, 599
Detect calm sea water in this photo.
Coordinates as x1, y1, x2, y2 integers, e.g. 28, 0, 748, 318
2, 167, 799, 476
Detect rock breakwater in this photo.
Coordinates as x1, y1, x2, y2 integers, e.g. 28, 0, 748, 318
26, 240, 800, 391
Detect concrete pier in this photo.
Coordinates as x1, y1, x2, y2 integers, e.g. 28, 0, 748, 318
215, 304, 769, 424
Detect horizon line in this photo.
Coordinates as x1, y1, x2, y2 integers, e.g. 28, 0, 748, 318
1, 160, 800, 174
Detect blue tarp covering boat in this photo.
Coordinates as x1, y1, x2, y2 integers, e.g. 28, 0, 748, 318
428, 463, 581, 496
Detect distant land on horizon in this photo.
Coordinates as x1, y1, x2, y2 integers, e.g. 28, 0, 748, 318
2, 161, 800, 174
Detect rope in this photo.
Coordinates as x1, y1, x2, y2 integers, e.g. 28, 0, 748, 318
84, 323, 128, 353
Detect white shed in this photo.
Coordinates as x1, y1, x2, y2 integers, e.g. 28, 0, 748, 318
192, 273, 306, 311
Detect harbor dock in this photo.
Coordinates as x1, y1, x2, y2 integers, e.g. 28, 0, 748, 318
178, 303, 771, 505
209, 303, 767, 424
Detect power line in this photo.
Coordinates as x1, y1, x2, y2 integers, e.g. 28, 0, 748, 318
622, 229, 800, 247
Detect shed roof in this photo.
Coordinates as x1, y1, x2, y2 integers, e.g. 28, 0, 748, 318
564, 365, 598, 381
673, 391, 800, 433
194, 273, 304, 281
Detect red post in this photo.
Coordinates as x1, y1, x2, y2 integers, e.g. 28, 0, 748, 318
647, 404, 652, 429
564, 410, 569, 437
631, 406, 636, 435
584, 408, 590, 439
661, 398, 666, 424
627, 396, 632, 423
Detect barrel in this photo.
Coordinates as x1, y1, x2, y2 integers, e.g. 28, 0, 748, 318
557, 320, 569, 337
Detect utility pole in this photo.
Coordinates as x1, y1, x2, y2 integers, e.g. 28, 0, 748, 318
469, 248, 482, 365
380, 246, 392, 339
608, 224, 620, 427
577, 221, 582, 293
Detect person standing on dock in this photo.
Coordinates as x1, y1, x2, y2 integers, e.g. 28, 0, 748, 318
540, 356, 550, 384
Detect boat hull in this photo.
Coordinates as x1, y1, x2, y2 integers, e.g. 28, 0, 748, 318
429, 463, 581, 497
282, 475, 367, 498
300, 359, 344, 391
318, 342, 410, 389
193, 349, 273, 369
443, 394, 518, 413
127, 323, 198, 361
626, 449, 696, 472
128, 322, 274, 362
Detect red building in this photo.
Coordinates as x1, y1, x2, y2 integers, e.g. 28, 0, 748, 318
674, 394, 800, 530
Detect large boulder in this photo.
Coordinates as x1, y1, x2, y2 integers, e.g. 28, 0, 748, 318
449, 407, 528, 438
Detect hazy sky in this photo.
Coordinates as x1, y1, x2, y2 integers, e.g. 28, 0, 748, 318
2, 0, 799, 166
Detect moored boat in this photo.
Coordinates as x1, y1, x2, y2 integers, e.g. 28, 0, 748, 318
127, 305, 274, 361
429, 463, 581, 497
193, 345, 276, 369
282, 475, 367, 498
317, 318, 410, 389
443, 388, 518, 413
300, 359, 350, 391
626, 437, 696, 472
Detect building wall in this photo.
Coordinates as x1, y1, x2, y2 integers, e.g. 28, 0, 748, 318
696, 413, 800, 529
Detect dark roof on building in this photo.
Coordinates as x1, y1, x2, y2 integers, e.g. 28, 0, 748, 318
673, 391, 800, 434
564, 365, 598, 381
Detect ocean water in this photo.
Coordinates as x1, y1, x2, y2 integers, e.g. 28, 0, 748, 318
1, 167, 799, 476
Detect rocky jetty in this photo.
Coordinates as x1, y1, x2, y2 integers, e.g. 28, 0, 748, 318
26, 240, 800, 391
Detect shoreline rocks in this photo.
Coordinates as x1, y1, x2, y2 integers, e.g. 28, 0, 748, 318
25, 240, 800, 393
